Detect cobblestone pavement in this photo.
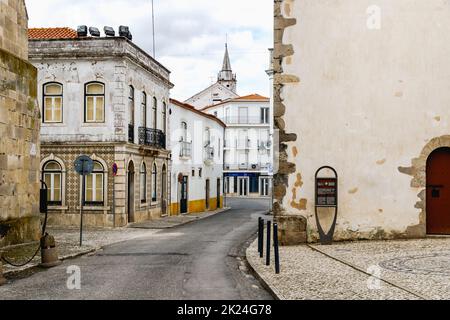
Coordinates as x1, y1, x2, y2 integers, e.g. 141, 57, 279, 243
247, 237, 450, 300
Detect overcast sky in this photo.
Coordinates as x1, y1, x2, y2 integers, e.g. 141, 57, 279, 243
25, 0, 273, 101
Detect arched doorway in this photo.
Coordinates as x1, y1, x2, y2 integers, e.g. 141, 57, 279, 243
161, 164, 167, 217
127, 160, 135, 223
427, 147, 450, 235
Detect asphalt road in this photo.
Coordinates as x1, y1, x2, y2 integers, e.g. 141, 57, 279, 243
0, 198, 273, 300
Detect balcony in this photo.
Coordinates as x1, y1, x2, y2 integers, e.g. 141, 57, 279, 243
221, 117, 270, 125
180, 141, 192, 158
138, 127, 166, 149
128, 124, 134, 143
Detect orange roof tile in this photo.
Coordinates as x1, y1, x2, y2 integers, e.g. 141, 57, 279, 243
29, 27, 78, 40
234, 94, 270, 101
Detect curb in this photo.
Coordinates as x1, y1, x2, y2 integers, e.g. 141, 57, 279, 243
129, 207, 231, 230
245, 240, 284, 300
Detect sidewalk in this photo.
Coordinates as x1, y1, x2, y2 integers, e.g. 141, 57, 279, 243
128, 207, 230, 229
247, 237, 450, 300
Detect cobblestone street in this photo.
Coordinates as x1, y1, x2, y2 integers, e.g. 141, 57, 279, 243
247, 238, 450, 300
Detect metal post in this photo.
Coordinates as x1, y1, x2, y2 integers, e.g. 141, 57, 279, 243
266, 220, 271, 266
274, 223, 280, 274
80, 174, 85, 247
258, 218, 264, 257
112, 178, 116, 228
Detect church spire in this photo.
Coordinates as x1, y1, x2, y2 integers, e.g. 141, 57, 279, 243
222, 43, 232, 72
218, 42, 237, 93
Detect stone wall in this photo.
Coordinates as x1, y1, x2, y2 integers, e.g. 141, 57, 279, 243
0, 0, 41, 247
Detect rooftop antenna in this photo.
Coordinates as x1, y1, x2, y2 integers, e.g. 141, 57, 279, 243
152, 0, 156, 58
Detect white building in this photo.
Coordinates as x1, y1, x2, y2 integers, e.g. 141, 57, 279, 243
202, 94, 273, 198
29, 27, 173, 227
185, 44, 239, 109
169, 99, 225, 215
274, 0, 450, 243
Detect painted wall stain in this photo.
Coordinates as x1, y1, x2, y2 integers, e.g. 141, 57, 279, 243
290, 173, 307, 211
292, 146, 298, 158
291, 188, 308, 211
395, 91, 403, 98
376, 159, 386, 165
348, 188, 359, 194
434, 116, 441, 122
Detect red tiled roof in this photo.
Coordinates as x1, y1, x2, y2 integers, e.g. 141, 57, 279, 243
234, 94, 270, 101
170, 99, 226, 128
28, 27, 78, 40
201, 93, 270, 111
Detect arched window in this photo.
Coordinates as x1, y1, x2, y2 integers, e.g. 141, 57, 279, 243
43, 161, 62, 205
152, 163, 158, 202
85, 82, 105, 123
141, 92, 147, 128
43, 83, 63, 123
152, 97, 158, 129
140, 162, 147, 203
85, 161, 104, 205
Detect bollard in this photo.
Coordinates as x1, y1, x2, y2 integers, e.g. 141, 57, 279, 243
266, 221, 271, 266
258, 218, 264, 258
273, 223, 280, 274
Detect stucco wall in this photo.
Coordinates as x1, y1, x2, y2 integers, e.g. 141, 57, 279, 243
0, 0, 41, 247
169, 102, 224, 214
276, 0, 450, 241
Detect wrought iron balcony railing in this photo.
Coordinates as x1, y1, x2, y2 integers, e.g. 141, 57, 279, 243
138, 127, 166, 149
180, 141, 192, 158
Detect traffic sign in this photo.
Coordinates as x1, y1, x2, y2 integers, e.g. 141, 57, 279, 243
74, 156, 94, 176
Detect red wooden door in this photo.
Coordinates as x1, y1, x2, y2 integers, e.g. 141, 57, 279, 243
427, 148, 450, 234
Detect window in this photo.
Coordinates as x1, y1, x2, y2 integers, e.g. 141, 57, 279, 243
43, 161, 62, 205
153, 97, 158, 129
192, 169, 195, 177
162, 102, 167, 134
140, 162, 147, 203
129, 86, 135, 126
85, 82, 105, 123
181, 122, 188, 142
261, 107, 270, 124
205, 128, 211, 146
199, 168, 203, 178
214, 111, 218, 117
152, 163, 158, 202
43, 83, 63, 123
238, 107, 248, 124
85, 161, 104, 205
141, 92, 147, 128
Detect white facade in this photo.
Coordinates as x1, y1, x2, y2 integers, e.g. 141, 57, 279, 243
202, 95, 273, 197
185, 82, 238, 110
169, 99, 225, 214
29, 36, 173, 227
275, 0, 450, 241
